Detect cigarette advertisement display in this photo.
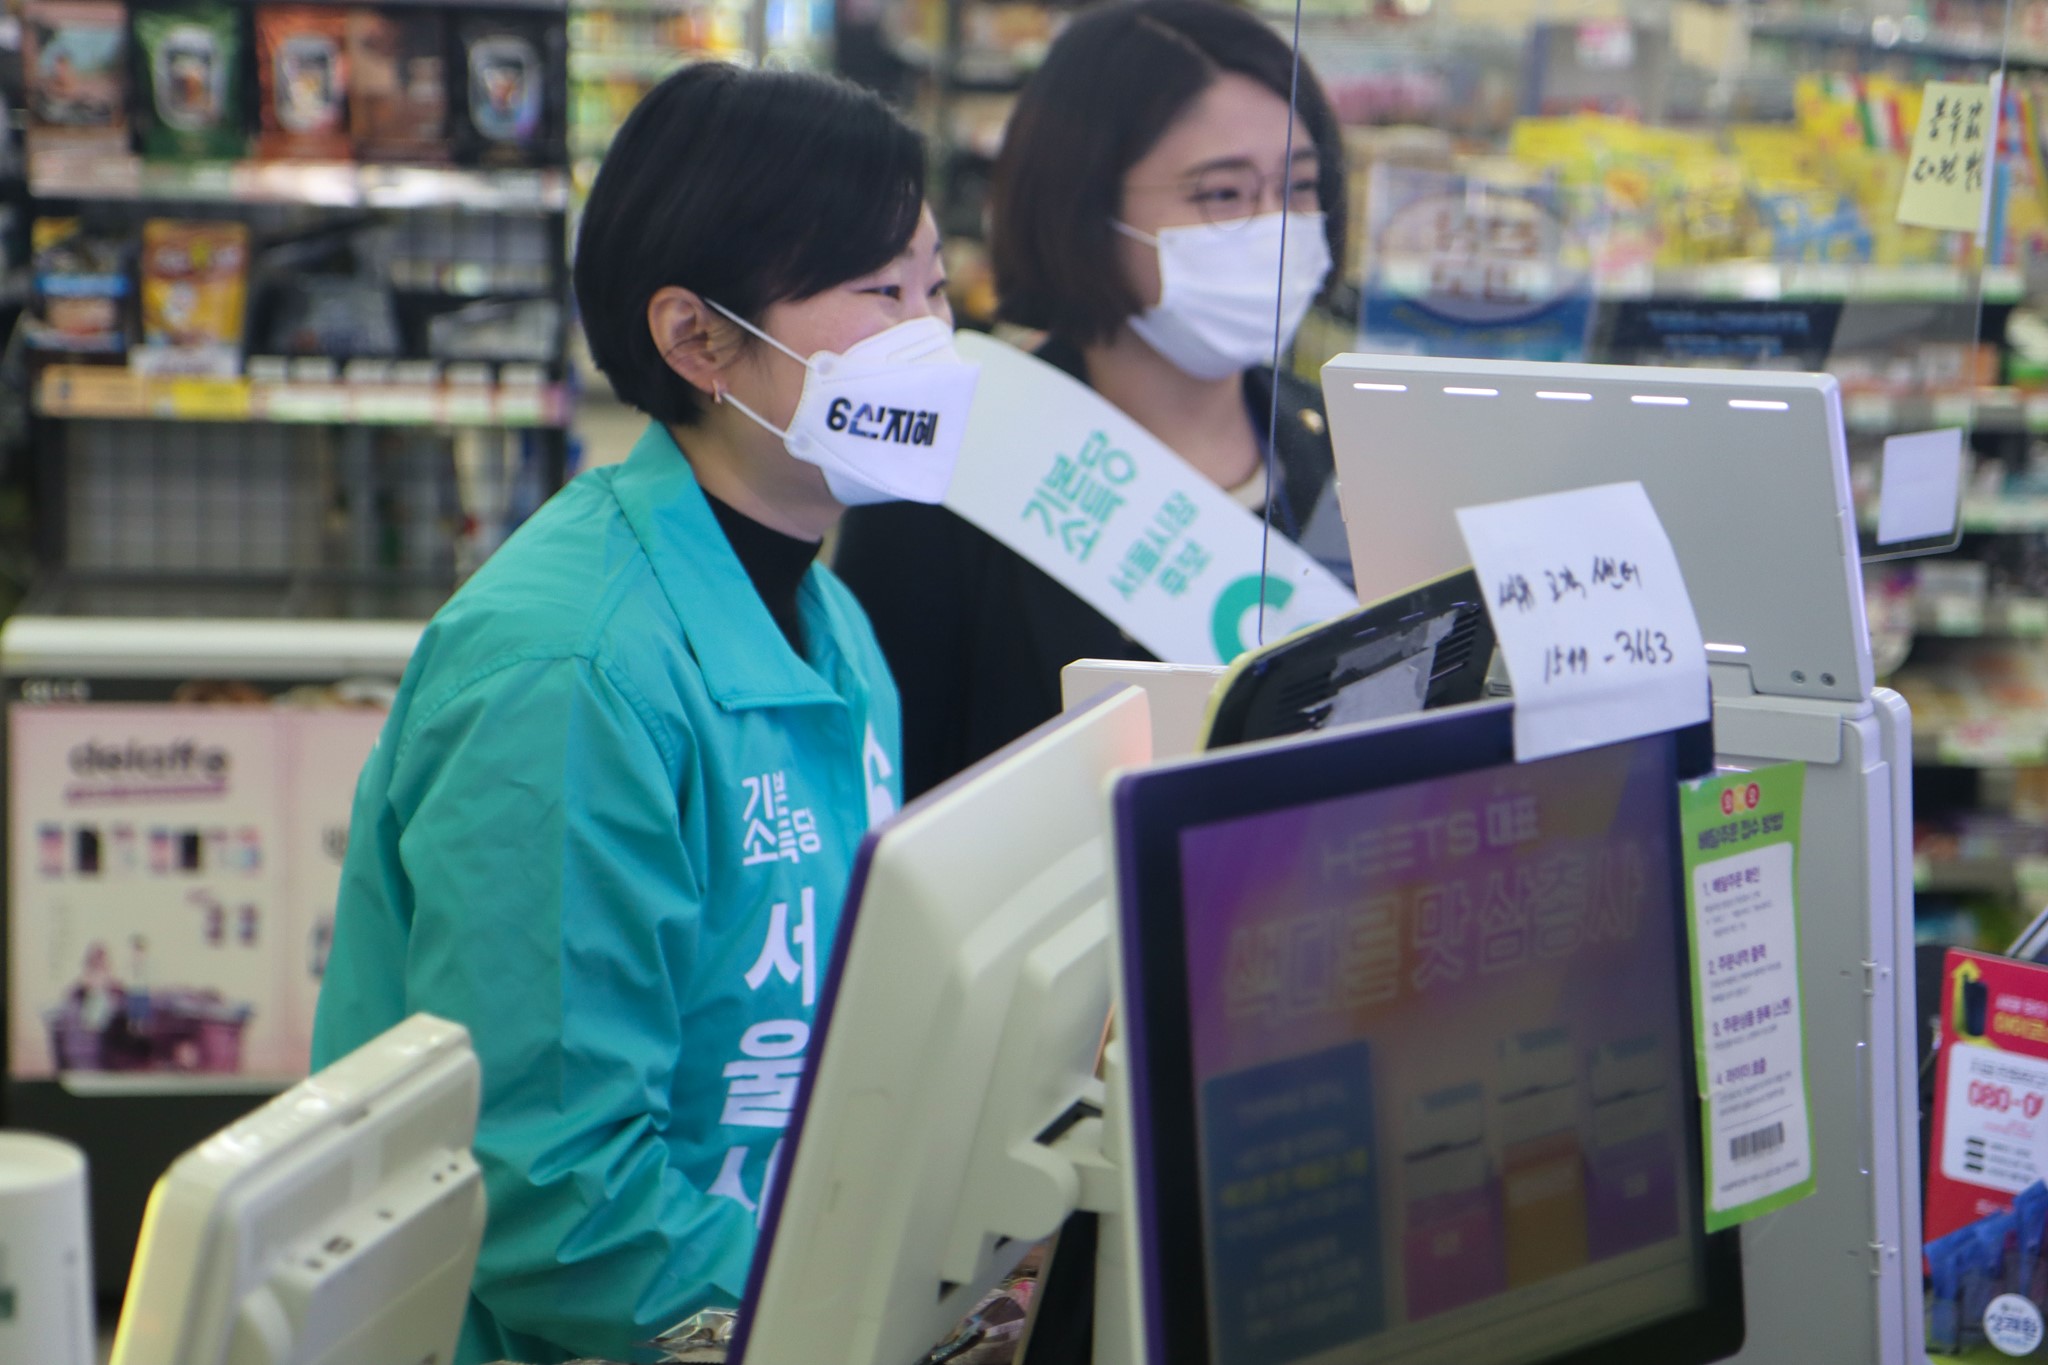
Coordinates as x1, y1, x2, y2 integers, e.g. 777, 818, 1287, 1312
1926, 949, 2048, 1361
1180, 736, 1702, 1365
7, 703, 383, 1081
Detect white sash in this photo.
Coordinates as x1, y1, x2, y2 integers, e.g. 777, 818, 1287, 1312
944, 333, 1356, 665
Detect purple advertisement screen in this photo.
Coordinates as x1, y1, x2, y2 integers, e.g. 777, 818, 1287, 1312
1177, 736, 1703, 1365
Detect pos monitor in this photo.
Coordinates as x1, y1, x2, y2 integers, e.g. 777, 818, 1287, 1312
108, 1013, 484, 1365
729, 685, 1153, 1365
1108, 701, 1743, 1365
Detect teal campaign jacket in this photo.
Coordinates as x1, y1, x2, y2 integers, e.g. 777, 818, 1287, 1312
311, 422, 902, 1364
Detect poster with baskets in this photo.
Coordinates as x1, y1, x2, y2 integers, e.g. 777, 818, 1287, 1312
6, 703, 382, 1081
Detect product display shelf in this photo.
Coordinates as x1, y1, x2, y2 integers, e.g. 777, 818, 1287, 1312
1750, 11, 2048, 71
1328, 261, 2021, 307
1914, 716, 2048, 767
1916, 853, 2048, 895
32, 365, 570, 428
1915, 591, 2048, 637
1860, 496, 2048, 535
569, 46, 701, 79
27, 155, 572, 212
564, 0, 823, 173
14, 0, 580, 620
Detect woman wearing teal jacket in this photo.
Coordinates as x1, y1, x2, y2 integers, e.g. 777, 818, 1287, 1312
311, 66, 980, 1364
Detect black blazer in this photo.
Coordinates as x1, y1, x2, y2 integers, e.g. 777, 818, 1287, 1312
833, 336, 1343, 799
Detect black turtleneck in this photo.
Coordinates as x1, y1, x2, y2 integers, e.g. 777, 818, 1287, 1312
703, 492, 821, 655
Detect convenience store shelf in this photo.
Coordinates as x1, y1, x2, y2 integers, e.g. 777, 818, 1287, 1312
1915, 595, 2048, 638
27, 154, 571, 212
1359, 263, 2023, 308
569, 47, 705, 78
1838, 391, 2048, 438
389, 261, 555, 296
1956, 497, 2048, 534
1751, 12, 2048, 70
34, 366, 569, 429
1916, 717, 2048, 767
1648, 263, 2024, 304
1917, 856, 2034, 896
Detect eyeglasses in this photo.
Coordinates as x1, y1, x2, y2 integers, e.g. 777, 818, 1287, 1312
1128, 160, 1324, 229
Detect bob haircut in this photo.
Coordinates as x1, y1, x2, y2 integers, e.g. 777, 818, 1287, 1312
990, 0, 1347, 347
575, 65, 927, 425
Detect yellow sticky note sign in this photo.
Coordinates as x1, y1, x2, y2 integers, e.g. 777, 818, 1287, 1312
1897, 78, 2000, 235
1672, 0, 1748, 73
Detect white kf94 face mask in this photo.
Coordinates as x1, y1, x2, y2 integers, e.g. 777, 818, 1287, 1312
1114, 210, 1333, 382
709, 303, 983, 507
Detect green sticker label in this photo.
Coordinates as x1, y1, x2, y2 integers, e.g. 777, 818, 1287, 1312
1679, 762, 1818, 1232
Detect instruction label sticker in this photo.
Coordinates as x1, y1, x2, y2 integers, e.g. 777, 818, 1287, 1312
1456, 481, 1708, 763
1898, 78, 2002, 236
943, 332, 1356, 665
1679, 763, 1816, 1231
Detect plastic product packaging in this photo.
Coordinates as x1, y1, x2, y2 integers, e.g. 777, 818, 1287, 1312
265, 277, 401, 357
25, 217, 129, 354
1960, 1211, 2017, 1350
2010, 1181, 2048, 1309
132, 0, 244, 160
1928, 1224, 1971, 1354
347, 8, 448, 163
452, 11, 564, 167
256, 5, 350, 160
427, 296, 560, 362
23, 0, 128, 154
137, 219, 249, 375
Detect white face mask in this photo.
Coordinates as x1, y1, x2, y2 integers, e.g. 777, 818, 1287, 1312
1115, 210, 1333, 381
709, 304, 982, 507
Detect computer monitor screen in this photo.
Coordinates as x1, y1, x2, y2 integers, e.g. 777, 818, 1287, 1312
1113, 701, 1742, 1365
729, 685, 1152, 1365
108, 1013, 483, 1365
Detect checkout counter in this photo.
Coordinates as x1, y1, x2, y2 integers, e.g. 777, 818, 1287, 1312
3, 354, 1938, 1365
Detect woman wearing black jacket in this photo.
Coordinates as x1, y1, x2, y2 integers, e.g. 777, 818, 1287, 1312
835, 0, 1351, 798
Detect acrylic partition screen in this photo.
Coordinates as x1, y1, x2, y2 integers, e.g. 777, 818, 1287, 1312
1259, 0, 2026, 744
1176, 734, 1703, 1365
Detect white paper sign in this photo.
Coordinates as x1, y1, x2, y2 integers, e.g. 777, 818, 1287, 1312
1692, 841, 1813, 1215
1940, 1044, 2048, 1195
945, 332, 1357, 665
1876, 427, 1964, 546
1455, 481, 1709, 761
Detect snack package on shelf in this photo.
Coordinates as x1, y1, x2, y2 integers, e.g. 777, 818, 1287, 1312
25, 216, 129, 355
265, 276, 401, 357
132, 0, 244, 161
452, 11, 565, 168
137, 218, 250, 377
256, 5, 351, 160
1992, 80, 2048, 268
22, 0, 129, 160
426, 296, 561, 361
1357, 160, 1595, 363
347, 8, 449, 164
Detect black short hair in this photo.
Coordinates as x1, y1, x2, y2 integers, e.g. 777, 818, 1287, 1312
574, 65, 926, 424
990, 0, 1347, 346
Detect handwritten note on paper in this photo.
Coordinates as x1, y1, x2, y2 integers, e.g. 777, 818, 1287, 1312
1897, 78, 2002, 236
1456, 481, 1710, 762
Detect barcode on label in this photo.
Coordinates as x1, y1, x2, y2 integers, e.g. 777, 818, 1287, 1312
1730, 1122, 1785, 1162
